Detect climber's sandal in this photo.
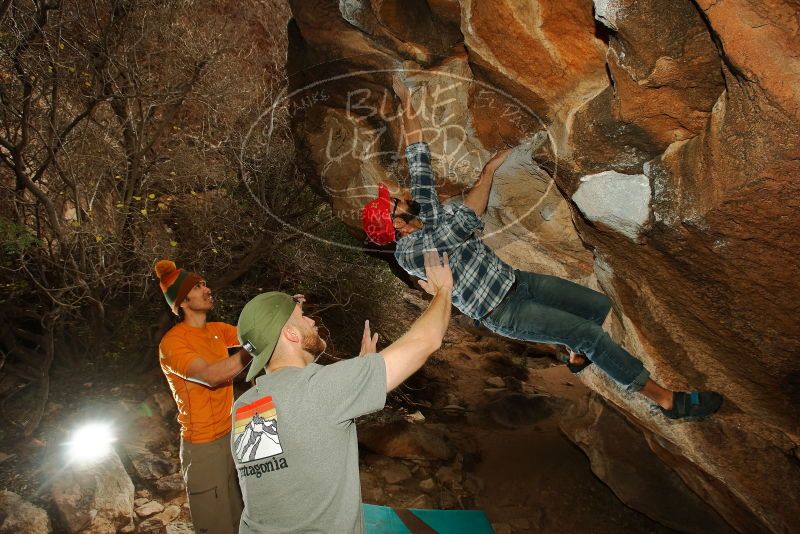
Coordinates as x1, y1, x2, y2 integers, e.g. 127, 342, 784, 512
659, 391, 723, 420
558, 351, 593, 374
566, 358, 593, 374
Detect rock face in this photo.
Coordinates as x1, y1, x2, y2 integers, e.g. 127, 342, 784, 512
560, 394, 733, 533
286, 0, 800, 531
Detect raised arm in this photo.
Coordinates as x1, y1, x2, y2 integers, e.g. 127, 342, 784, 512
393, 73, 423, 147
393, 73, 440, 220
381, 251, 453, 391
464, 148, 511, 216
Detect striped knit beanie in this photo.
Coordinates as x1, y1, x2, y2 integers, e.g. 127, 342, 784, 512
154, 259, 203, 315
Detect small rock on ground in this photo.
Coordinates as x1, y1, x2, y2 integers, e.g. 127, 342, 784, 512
382, 462, 413, 484
137, 516, 165, 534
155, 473, 185, 495
166, 522, 194, 534
135, 500, 165, 518
156, 504, 182, 524
419, 478, 436, 493
435, 465, 462, 486
485, 376, 505, 388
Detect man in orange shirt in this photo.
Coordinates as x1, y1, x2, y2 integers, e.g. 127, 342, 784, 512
154, 259, 249, 533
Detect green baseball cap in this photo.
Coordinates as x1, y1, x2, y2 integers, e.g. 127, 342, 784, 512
238, 292, 297, 381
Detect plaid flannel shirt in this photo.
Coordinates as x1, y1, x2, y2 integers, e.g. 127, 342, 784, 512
395, 142, 515, 320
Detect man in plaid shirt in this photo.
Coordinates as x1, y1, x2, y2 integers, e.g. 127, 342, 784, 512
361, 74, 723, 421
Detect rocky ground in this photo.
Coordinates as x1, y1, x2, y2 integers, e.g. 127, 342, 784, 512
0, 293, 728, 533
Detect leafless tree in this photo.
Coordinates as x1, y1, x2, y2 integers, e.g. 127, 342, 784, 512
0, 0, 318, 435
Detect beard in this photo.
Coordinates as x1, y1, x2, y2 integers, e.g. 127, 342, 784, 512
302, 331, 327, 357
182, 294, 214, 314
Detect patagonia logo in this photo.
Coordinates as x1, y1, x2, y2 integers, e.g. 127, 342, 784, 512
233, 396, 284, 464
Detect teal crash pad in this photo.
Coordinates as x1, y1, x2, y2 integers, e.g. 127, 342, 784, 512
363, 503, 493, 533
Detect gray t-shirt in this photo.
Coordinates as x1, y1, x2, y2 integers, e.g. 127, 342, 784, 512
231, 353, 387, 533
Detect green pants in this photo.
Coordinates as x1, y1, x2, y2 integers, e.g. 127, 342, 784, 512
180, 432, 243, 534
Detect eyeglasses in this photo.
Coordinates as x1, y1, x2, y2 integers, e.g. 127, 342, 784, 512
390, 198, 416, 224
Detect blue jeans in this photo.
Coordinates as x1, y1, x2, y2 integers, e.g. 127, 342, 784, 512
482, 270, 650, 392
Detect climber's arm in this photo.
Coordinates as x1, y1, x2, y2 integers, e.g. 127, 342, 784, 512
393, 74, 423, 147
464, 149, 511, 216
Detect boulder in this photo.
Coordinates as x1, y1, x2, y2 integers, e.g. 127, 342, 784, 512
289, 47, 596, 281
0, 491, 52, 533
286, 0, 800, 530
50, 451, 134, 533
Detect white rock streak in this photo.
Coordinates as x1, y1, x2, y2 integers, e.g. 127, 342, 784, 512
572, 170, 651, 240
593, 0, 622, 30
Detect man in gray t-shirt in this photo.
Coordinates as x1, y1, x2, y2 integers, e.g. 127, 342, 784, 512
232, 251, 453, 533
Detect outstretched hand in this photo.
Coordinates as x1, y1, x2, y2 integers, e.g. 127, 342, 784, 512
359, 320, 379, 356
418, 251, 453, 296
481, 148, 512, 177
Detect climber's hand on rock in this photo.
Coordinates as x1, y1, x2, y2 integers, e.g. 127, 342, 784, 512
481, 148, 512, 177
